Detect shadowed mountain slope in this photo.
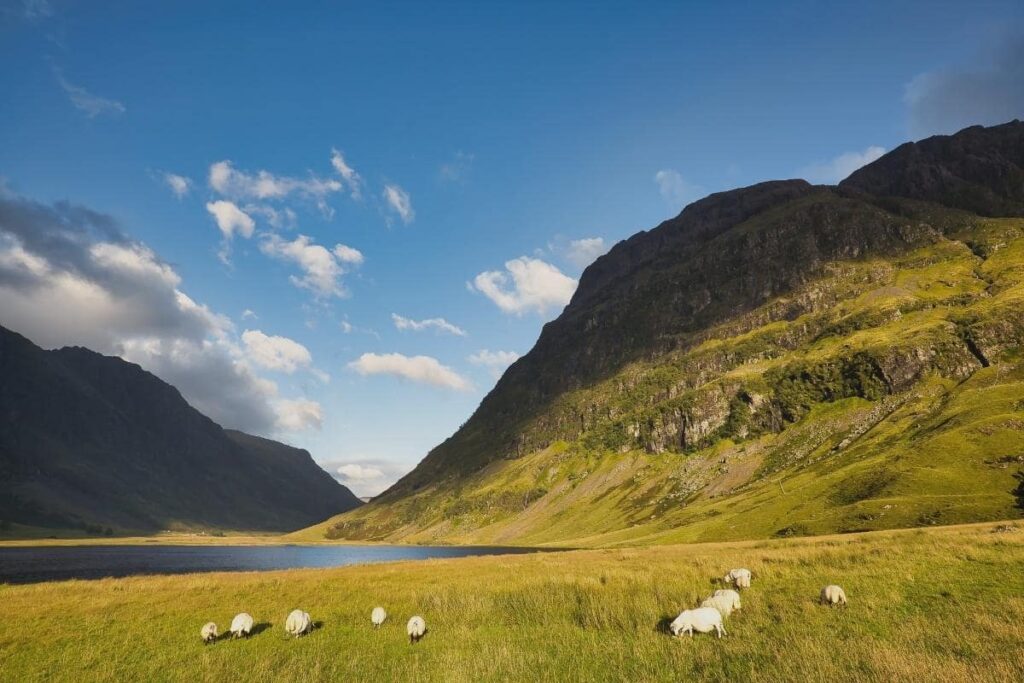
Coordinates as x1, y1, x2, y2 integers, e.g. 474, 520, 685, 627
0, 325, 361, 534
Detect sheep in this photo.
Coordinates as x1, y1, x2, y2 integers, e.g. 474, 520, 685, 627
230, 612, 254, 639
200, 622, 218, 644
285, 609, 313, 637
722, 568, 752, 589
820, 585, 848, 607
669, 607, 726, 638
407, 615, 426, 644
701, 589, 742, 618
713, 588, 743, 610
371, 606, 387, 629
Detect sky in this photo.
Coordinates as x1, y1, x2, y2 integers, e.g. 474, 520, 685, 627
1, 1, 1022, 497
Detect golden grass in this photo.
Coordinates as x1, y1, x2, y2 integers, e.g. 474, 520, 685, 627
1, 522, 1023, 682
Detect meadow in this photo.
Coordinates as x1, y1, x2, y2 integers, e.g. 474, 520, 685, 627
2, 521, 1023, 682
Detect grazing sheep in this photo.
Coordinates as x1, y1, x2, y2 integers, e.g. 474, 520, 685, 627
701, 589, 742, 618
200, 622, 218, 644
407, 615, 426, 644
285, 609, 313, 637
723, 568, 752, 589
669, 607, 726, 638
820, 585, 848, 607
713, 589, 743, 611
230, 612, 254, 639
371, 607, 387, 628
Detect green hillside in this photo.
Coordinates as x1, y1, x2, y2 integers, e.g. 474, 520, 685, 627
298, 121, 1024, 547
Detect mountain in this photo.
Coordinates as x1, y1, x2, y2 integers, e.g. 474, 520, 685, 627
0, 325, 361, 534
302, 121, 1024, 547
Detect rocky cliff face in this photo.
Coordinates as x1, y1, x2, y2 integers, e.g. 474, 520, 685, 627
0, 325, 361, 533
315, 121, 1024, 546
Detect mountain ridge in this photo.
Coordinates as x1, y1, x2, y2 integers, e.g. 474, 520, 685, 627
0, 324, 361, 534
305, 120, 1024, 546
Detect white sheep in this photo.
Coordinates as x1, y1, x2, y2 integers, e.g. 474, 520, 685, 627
285, 609, 313, 637
820, 585, 848, 607
371, 606, 387, 628
230, 612, 254, 639
701, 589, 742, 618
713, 588, 743, 610
722, 568, 752, 589
669, 607, 726, 638
407, 615, 426, 643
200, 622, 218, 644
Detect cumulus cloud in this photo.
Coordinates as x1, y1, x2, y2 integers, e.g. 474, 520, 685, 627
905, 35, 1024, 139
320, 458, 412, 498
274, 398, 323, 432
470, 256, 577, 316
53, 68, 125, 118
0, 192, 319, 436
208, 159, 342, 216
799, 146, 886, 184
392, 313, 467, 336
259, 234, 362, 298
332, 244, 364, 264
330, 148, 363, 199
206, 200, 255, 239
383, 184, 414, 224
348, 352, 471, 391
241, 329, 313, 373
468, 349, 519, 378
565, 237, 608, 269
241, 309, 257, 320
163, 173, 192, 199
654, 169, 703, 209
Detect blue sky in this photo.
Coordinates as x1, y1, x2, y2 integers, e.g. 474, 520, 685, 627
1, 1, 1022, 496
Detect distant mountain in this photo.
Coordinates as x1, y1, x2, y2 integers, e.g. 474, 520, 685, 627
307, 120, 1024, 547
0, 325, 361, 534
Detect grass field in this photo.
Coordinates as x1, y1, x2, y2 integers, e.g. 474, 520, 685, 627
2, 522, 1023, 682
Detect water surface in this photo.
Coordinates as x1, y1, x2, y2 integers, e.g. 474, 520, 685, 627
0, 544, 549, 584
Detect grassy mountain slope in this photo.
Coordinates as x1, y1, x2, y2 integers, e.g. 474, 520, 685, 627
0, 325, 361, 534
302, 121, 1024, 547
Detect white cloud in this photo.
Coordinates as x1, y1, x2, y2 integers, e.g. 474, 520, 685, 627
654, 169, 703, 209
321, 458, 411, 498
332, 244, 364, 264
241, 309, 257, 320
468, 349, 519, 378
565, 237, 608, 269
339, 463, 384, 481
241, 329, 313, 373
348, 352, 471, 391
53, 68, 125, 118
208, 159, 342, 216
0, 193, 319, 436
904, 35, 1024, 138
163, 173, 192, 199
470, 256, 577, 316
206, 200, 255, 239
383, 184, 414, 224
245, 204, 297, 230
259, 234, 361, 298
800, 146, 886, 184
340, 320, 353, 333
274, 398, 323, 432
330, 148, 363, 199
392, 313, 467, 336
